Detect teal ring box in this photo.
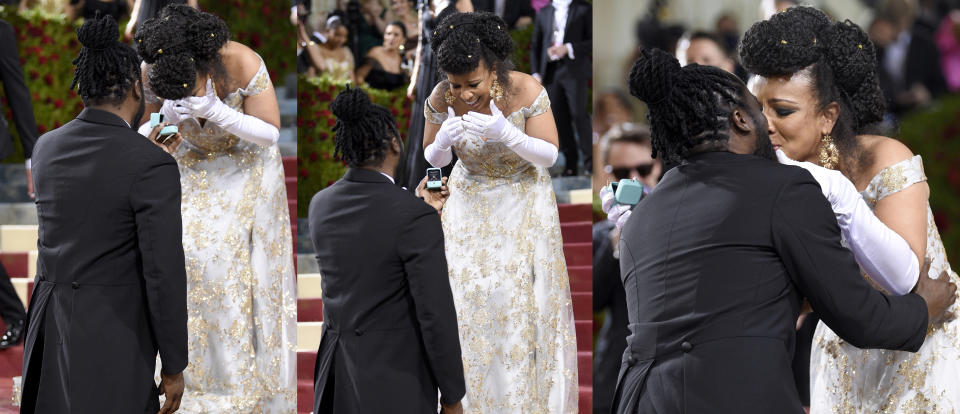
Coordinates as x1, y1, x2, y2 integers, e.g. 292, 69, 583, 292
609, 179, 644, 206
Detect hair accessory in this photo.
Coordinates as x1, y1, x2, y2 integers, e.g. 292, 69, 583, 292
210, 33, 215, 37
780, 39, 787, 44
857, 44, 863, 49
813, 38, 817, 44
183, 83, 188, 88
157, 48, 163, 54
137, 39, 142, 43
467, 54, 472, 58
449, 25, 454, 29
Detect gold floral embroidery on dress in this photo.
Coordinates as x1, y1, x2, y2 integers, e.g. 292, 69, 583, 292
161, 54, 297, 412
437, 85, 577, 413
425, 98, 447, 125
811, 154, 960, 413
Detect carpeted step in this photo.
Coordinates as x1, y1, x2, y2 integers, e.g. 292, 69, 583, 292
288, 199, 297, 224
297, 297, 322, 322
558, 203, 592, 223
568, 265, 590, 293
561, 221, 592, 243
0, 345, 22, 379
573, 291, 591, 321
563, 242, 590, 268
0, 226, 37, 252
285, 177, 296, 200
0, 253, 27, 279
282, 156, 297, 178
578, 351, 592, 387
579, 385, 593, 414
575, 320, 591, 351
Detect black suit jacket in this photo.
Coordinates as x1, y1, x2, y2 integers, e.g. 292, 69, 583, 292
20, 108, 188, 414
473, 0, 534, 29
613, 151, 928, 414
530, 0, 591, 83
0, 19, 38, 160
310, 168, 465, 413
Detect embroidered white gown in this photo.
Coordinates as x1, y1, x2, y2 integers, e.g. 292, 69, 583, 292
810, 155, 960, 413
146, 58, 297, 413
425, 87, 579, 413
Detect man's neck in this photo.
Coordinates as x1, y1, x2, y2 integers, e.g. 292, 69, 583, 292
88, 104, 132, 127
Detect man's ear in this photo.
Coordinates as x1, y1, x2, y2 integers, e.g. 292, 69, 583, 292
132, 79, 143, 102
730, 107, 752, 135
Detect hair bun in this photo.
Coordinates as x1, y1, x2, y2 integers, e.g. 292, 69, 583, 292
331, 87, 371, 124
148, 54, 196, 100
740, 6, 830, 76
628, 48, 681, 106
76, 13, 120, 51
822, 20, 885, 127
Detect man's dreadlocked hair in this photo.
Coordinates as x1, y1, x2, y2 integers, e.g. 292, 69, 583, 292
628, 48, 747, 163
331, 87, 401, 168
71, 14, 141, 106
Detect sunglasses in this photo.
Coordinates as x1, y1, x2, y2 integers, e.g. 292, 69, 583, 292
605, 163, 655, 180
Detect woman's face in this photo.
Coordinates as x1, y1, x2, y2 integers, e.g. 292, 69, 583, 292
752, 72, 836, 164
446, 62, 496, 110
327, 25, 349, 48
383, 24, 404, 49
391, 0, 411, 15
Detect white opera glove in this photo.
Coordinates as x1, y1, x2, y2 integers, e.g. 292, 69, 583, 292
777, 150, 919, 294
600, 184, 632, 231
461, 100, 558, 167
424, 107, 464, 167
172, 78, 279, 146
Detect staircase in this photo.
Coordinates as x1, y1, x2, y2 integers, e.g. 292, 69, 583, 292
295, 202, 594, 413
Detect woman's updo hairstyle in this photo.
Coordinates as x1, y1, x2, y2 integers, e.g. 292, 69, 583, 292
135, 3, 230, 100
740, 6, 885, 152
628, 48, 747, 163
433, 12, 514, 88
331, 87, 402, 168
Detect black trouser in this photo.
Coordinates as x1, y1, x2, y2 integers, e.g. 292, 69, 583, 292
0, 262, 25, 323
545, 63, 592, 172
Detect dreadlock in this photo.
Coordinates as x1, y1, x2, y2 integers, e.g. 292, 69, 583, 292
331, 87, 401, 168
627, 48, 745, 163
71, 14, 141, 106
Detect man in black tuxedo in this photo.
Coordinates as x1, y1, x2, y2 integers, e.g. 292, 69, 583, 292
0, 18, 40, 351
474, 0, 534, 29
531, 0, 591, 175
310, 87, 465, 414
20, 16, 187, 414
612, 49, 957, 414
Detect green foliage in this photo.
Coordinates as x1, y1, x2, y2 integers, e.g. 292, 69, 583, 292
296, 26, 537, 218
0, 3, 292, 163
897, 94, 960, 261
0, 8, 84, 163
296, 76, 412, 217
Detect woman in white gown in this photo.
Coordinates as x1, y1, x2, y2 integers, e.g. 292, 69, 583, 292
739, 7, 960, 412
134, 4, 296, 412
421, 12, 578, 413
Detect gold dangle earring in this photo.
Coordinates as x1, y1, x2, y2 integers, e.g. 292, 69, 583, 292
489, 79, 504, 102
819, 133, 839, 169
444, 87, 456, 105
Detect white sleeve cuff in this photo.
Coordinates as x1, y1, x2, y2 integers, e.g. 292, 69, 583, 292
25, 158, 30, 170
565, 43, 575, 60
